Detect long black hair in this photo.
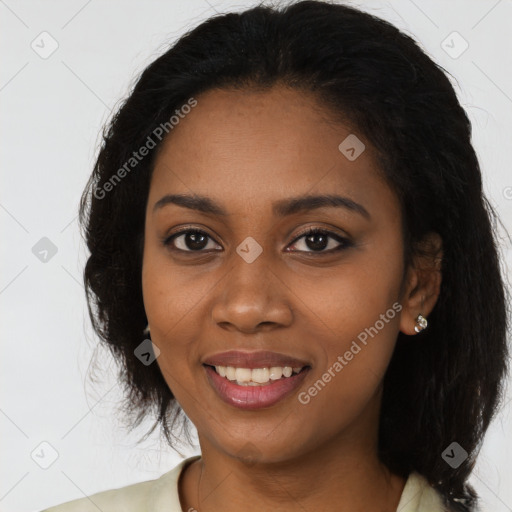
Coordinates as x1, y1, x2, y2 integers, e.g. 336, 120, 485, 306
78, 2, 510, 510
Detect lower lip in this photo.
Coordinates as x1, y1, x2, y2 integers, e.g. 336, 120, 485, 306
204, 365, 310, 410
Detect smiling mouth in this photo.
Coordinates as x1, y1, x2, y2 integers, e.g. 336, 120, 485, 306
203, 364, 309, 386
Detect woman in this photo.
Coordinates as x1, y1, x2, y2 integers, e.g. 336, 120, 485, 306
42, 1, 510, 511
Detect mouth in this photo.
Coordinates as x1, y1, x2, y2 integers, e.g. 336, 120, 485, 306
202, 362, 311, 409
203, 364, 308, 386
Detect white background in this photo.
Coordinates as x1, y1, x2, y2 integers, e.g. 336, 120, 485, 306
1, 1, 511, 511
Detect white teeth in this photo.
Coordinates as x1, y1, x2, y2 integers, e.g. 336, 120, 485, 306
252, 368, 269, 383
269, 367, 283, 380
235, 368, 252, 383
213, 365, 304, 385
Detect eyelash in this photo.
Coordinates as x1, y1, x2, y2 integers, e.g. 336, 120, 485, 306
162, 226, 353, 255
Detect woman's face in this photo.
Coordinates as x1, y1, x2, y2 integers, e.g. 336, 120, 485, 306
142, 85, 410, 463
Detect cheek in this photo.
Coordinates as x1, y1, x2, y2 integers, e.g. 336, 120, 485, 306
295, 245, 403, 348
298, 316, 400, 437
141, 262, 199, 413
294, 243, 403, 405
141, 250, 197, 386
142, 246, 209, 335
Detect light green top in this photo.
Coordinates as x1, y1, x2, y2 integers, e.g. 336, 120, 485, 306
41, 455, 446, 512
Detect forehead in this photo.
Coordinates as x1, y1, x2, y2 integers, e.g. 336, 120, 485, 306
149, 86, 395, 218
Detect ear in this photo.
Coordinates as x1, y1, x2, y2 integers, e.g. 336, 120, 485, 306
399, 231, 443, 336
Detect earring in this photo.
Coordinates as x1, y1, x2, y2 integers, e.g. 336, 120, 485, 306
414, 314, 428, 333
143, 323, 150, 336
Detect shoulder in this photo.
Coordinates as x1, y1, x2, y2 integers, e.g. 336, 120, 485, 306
396, 471, 448, 512
40, 455, 201, 512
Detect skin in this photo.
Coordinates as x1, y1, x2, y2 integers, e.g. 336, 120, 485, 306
141, 84, 442, 512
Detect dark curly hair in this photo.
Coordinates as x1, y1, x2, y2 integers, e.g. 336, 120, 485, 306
79, 1, 510, 510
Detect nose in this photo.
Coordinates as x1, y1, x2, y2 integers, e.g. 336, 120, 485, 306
211, 255, 293, 333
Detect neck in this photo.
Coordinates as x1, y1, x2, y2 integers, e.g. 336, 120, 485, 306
179, 427, 406, 512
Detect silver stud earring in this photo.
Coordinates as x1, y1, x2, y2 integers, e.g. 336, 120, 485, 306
414, 314, 428, 333
143, 323, 150, 336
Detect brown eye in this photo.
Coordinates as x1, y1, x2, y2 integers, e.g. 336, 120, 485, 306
164, 229, 221, 252
288, 228, 352, 254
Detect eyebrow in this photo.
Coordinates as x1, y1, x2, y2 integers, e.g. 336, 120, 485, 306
153, 193, 371, 220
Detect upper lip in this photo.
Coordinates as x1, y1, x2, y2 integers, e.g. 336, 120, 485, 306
203, 350, 310, 369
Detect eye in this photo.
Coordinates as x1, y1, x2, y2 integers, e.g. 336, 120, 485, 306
162, 227, 352, 255
287, 227, 352, 254
163, 228, 221, 252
